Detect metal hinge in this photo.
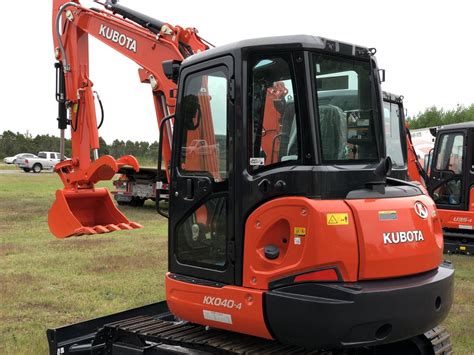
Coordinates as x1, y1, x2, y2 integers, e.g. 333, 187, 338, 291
228, 78, 235, 101
228, 240, 235, 263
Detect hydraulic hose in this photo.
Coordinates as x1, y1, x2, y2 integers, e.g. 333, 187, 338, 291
94, 91, 105, 129
55, 2, 79, 72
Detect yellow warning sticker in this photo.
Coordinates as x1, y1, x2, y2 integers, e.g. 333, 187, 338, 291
294, 227, 306, 236
327, 213, 349, 226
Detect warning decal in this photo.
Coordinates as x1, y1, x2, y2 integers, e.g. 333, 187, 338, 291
326, 213, 349, 225
294, 227, 306, 236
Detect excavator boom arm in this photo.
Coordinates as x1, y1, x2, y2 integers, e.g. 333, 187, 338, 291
49, 0, 208, 238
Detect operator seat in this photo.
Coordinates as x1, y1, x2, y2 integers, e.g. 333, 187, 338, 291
279, 102, 297, 162
319, 104, 347, 160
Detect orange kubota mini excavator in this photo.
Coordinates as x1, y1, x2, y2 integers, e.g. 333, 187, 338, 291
47, 1, 454, 353
383, 94, 474, 254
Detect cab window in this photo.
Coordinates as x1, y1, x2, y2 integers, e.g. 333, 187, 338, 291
312, 54, 378, 162
435, 133, 464, 174
179, 67, 228, 182
383, 101, 405, 168
248, 55, 300, 171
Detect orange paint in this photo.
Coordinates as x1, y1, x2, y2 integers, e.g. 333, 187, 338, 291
243, 197, 359, 289
50, 0, 208, 237
166, 273, 272, 339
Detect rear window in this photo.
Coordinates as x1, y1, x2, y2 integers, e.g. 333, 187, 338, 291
312, 54, 379, 163
38, 152, 47, 159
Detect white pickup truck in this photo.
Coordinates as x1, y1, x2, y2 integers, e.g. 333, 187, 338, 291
16, 151, 64, 173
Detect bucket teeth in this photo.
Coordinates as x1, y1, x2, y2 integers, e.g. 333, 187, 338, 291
105, 224, 121, 232
70, 223, 142, 236
73, 227, 97, 236
129, 222, 144, 229
93, 225, 110, 234
117, 223, 134, 230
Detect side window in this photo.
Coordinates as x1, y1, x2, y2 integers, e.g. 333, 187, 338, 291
435, 133, 464, 174
179, 67, 228, 182
249, 56, 300, 171
382, 101, 405, 168
175, 196, 227, 269
433, 178, 462, 205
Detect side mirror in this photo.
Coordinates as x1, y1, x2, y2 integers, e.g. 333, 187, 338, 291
162, 60, 182, 84
182, 95, 201, 130
424, 148, 434, 175
374, 156, 392, 178
378, 69, 386, 83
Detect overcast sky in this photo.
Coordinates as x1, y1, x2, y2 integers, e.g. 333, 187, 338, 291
0, 0, 473, 143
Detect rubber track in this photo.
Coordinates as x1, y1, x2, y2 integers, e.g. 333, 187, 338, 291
424, 326, 453, 355
103, 316, 452, 354
103, 315, 328, 354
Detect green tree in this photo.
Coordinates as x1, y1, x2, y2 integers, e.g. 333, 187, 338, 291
409, 104, 474, 129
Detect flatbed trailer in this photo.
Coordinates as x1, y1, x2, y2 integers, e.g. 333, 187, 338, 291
112, 167, 169, 206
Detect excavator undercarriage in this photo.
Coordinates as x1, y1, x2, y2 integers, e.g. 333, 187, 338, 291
48, 300, 453, 355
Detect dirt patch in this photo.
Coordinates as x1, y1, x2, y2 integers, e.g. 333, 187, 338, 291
49, 238, 114, 250
0, 243, 28, 256
86, 254, 159, 274
21, 300, 63, 314
0, 273, 39, 298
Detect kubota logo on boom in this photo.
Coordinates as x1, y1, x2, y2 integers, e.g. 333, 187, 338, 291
383, 230, 424, 244
99, 24, 137, 52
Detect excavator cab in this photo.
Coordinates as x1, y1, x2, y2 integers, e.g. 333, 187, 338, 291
164, 37, 453, 349
48, 2, 454, 352
427, 123, 474, 252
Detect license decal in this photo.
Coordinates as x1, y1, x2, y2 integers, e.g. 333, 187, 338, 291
327, 213, 349, 225
378, 210, 397, 221
203, 310, 233, 324
249, 157, 265, 166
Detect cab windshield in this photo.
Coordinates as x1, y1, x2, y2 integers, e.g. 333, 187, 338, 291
312, 54, 379, 163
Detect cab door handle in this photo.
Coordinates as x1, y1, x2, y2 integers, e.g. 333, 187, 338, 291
185, 178, 194, 200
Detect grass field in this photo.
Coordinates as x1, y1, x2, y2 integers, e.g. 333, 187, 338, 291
1, 172, 473, 354
0, 163, 18, 171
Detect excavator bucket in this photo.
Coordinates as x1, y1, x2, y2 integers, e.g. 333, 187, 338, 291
48, 188, 142, 238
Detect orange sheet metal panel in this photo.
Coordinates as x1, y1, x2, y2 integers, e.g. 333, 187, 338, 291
346, 194, 443, 280
166, 273, 272, 339
243, 197, 359, 289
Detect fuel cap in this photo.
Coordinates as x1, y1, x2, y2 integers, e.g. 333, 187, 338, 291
264, 245, 280, 260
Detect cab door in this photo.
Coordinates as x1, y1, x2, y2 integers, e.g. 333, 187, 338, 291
169, 56, 234, 284
429, 130, 468, 211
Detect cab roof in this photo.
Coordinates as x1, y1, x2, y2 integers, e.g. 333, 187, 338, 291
438, 122, 474, 131
183, 35, 372, 66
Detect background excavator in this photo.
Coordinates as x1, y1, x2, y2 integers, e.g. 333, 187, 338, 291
47, 0, 454, 353
383, 94, 474, 254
